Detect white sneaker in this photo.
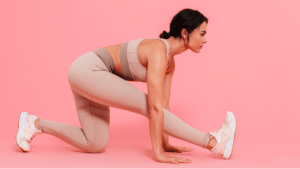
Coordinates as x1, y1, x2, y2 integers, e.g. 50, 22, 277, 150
208, 111, 237, 159
16, 111, 42, 152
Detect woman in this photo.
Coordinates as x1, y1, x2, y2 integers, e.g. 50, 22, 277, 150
16, 8, 237, 164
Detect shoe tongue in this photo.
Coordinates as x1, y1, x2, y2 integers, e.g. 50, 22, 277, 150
209, 131, 221, 144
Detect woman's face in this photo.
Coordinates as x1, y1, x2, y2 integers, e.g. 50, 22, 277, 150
188, 22, 207, 53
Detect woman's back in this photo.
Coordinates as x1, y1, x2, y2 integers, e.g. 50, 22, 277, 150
93, 38, 171, 82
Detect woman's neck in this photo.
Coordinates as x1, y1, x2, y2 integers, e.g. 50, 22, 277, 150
166, 37, 188, 59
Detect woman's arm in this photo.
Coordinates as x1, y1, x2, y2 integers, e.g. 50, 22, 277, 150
162, 56, 175, 108
162, 58, 175, 148
162, 106, 170, 149
147, 40, 189, 164
147, 41, 169, 156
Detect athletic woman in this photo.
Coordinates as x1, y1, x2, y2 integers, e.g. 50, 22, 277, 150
16, 8, 237, 164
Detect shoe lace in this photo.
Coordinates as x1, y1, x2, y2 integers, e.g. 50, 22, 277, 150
213, 123, 226, 146
24, 124, 38, 143
211, 117, 232, 155
28, 132, 37, 143
216, 123, 224, 134
211, 123, 226, 155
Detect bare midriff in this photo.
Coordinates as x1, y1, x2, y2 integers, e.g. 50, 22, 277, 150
103, 39, 171, 78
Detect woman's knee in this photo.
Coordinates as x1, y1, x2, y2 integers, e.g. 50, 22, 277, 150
85, 140, 108, 153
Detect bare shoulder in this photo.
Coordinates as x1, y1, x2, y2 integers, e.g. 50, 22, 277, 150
148, 39, 168, 55
147, 39, 174, 74
146, 39, 168, 63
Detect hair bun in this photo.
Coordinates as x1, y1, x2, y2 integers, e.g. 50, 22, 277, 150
159, 30, 171, 39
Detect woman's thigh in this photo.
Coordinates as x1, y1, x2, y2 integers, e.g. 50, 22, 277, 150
68, 51, 150, 119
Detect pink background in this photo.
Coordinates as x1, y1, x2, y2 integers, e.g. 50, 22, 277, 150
1, 0, 299, 168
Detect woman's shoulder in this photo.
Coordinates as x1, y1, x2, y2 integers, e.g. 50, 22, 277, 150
141, 38, 168, 53
145, 42, 167, 60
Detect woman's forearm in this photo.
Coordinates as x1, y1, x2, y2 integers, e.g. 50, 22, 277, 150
162, 132, 169, 148
162, 106, 170, 148
149, 108, 164, 155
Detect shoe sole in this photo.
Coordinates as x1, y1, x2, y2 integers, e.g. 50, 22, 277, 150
16, 111, 29, 152
223, 110, 237, 159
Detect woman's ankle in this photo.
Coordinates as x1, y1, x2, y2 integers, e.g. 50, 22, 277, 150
206, 137, 217, 150
34, 118, 41, 130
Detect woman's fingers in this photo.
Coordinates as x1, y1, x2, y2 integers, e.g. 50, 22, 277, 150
156, 153, 192, 164
180, 147, 190, 151
177, 158, 192, 163
173, 146, 190, 152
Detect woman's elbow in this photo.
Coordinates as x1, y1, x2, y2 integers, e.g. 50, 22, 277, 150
148, 105, 164, 117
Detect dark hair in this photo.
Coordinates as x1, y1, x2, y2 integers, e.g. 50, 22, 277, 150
159, 8, 208, 39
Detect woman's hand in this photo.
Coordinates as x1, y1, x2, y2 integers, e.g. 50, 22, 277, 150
163, 144, 191, 153
155, 152, 192, 164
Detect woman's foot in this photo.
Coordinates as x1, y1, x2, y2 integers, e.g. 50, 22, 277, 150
16, 112, 43, 152
208, 111, 237, 159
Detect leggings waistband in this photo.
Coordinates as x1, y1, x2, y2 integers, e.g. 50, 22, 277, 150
92, 47, 134, 81
92, 48, 115, 73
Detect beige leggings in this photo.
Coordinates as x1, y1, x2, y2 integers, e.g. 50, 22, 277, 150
39, 51, 212, 153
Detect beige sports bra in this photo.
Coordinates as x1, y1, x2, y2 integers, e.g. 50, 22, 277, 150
126, 38, 170, 83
